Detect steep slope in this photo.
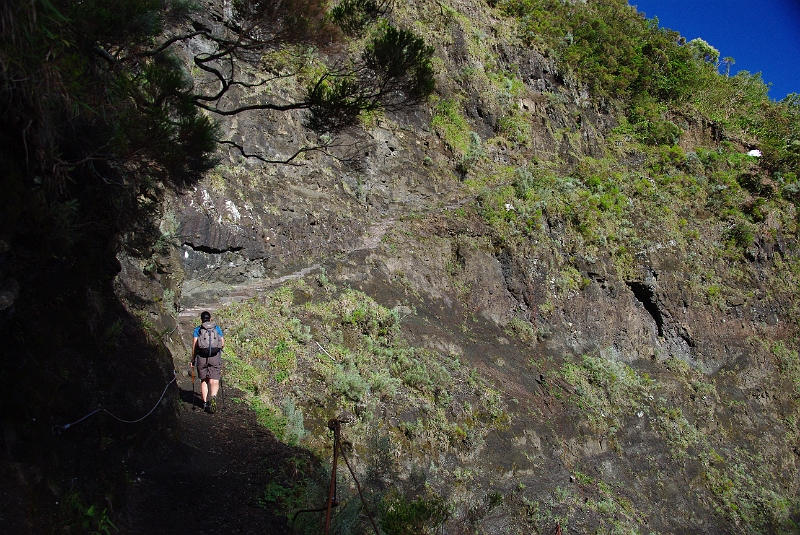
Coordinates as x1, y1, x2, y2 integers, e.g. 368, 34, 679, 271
150, 0, 800, 533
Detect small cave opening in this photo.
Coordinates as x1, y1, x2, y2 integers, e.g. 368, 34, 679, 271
626, 281, 664, 337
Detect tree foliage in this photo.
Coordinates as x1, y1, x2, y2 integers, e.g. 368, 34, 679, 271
304, 25, 434, 132
498, 0, 706, 102
688, 37, 720, 64
497, 0, 800, 178
330, 0, 393, 37
0, 0, 434, 253
1, 0, 218, 254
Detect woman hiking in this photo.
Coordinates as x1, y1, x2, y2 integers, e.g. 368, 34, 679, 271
191, 311, 224, 413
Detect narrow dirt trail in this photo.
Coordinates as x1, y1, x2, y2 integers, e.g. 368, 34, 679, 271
177, 213, 400, 317
118, 369, 307, 535
117, 310, 330, 535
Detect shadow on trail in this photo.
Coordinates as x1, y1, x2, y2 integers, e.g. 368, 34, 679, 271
177, 385, 198, 407
118, 374, 322, 535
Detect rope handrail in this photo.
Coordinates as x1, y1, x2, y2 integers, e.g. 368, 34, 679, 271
53, 370, 177, 435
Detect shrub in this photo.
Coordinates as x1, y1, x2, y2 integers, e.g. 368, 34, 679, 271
380, 492, 449, 535
498, 112, 532, 146
562, 354, 653, 434
629, 96, 682, 145
457, 132, 485, 175
724, 222, 754, 250
330, 0, 390, 37
332, 365, 369, 401
432, 98, 472, 155
281, 398, 307, 445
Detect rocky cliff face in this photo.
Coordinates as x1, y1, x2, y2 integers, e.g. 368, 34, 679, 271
127, 0, 800, 532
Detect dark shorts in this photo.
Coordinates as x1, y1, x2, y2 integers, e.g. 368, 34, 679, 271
195, 353, 221, 381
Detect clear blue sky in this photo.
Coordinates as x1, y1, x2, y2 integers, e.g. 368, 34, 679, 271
628, 0, 800, 101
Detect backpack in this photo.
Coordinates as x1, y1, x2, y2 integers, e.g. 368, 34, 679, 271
197, 321, 222, 357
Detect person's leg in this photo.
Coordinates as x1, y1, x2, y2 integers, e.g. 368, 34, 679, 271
201, 379, 209, 403
209, 378, 219, 397
207, 355, 222, 413
197, 356, 210, 404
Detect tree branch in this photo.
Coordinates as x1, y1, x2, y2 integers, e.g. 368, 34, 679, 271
216, 139, 318, 165
216, 136, 365, 167
195, 100, 309, 115
142, 30, 208, 57
91, 45, 117, 65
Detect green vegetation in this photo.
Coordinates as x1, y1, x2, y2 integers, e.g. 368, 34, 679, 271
305, 24, 435, 133
432, 97, 474, 156
330, 0, 391, 37
501, 0, 701, 101
653, 402, 701, 459
58, 492, 119, 535
565, 471, 647, 533
551, 348, 799, 531
473, 134, 798, 302
380, 492, 450, 535
700, 448, 796, 530
773, 340, 800, 398
214, 280, 509, 528
216, 282, 507, 451
479, 159, 639, 261
493, 0, 800, 167
562, 355, 653, 438
257, 456, 318, 512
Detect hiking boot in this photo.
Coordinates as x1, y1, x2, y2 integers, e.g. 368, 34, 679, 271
209, 396, 217, 414
203, 401, 210, 413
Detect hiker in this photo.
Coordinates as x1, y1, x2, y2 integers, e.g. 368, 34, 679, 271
191, 311, 224, 413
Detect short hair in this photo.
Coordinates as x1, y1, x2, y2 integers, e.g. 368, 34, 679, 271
200, 311, 211, 322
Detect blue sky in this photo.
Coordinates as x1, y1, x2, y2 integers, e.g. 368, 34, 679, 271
628, 0, 800, 101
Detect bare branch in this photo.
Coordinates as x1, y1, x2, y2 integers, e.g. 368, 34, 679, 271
195, 100, 308, 115
216, 139, 317, 165
216, 135, 365, 167
91, 46, 117, 65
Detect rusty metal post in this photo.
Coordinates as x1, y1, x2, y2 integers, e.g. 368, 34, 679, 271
323, 419, 341, 535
